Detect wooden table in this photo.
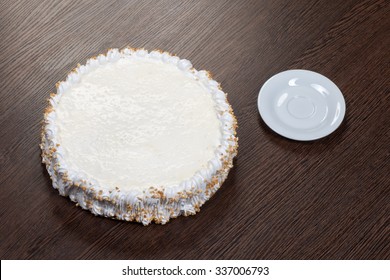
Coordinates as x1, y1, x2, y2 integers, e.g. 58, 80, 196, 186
1, 0, 389, 260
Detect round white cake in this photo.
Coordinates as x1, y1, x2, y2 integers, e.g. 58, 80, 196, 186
41, 48, 238, 225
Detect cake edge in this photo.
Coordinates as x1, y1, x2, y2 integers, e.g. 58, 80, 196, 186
40, 47, 238, 225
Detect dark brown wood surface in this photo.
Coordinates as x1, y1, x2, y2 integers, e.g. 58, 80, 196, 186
1, 0, 389, 260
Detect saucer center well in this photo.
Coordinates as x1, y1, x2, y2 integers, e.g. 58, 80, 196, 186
287, 96, 315, 119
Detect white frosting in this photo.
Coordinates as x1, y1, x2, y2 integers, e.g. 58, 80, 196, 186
42, 48, 238, 225
55, 56, 222, 191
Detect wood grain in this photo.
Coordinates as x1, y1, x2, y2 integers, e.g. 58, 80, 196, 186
0, 0, 389, 259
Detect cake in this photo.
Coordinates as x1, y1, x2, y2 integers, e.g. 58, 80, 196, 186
41, 48, 238, 225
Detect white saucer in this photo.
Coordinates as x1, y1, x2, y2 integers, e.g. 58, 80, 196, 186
258, 69, 345, 141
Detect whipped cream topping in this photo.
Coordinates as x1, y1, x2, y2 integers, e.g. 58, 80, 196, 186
55, 57, 222, 191
42, 48, 238, 225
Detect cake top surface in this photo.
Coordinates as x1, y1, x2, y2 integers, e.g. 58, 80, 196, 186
55, 53, 223, 191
